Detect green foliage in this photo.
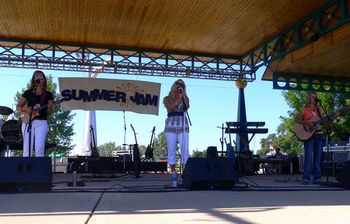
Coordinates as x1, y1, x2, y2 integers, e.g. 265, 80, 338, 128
14, 75, 75, 156
153, 131, 168, 160
99, 142, 122, 157
257, 133, 277, 155
192, 149, 207, 158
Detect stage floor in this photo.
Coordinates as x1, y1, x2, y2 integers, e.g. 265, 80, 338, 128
52, 172, 344, 192
1, 173, 349, 224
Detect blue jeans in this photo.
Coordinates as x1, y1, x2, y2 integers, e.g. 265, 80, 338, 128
303, 134, 323, 182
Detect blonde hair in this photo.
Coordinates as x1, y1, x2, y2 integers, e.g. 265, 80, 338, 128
168, 79, 186, 97
304, 91, 317, 108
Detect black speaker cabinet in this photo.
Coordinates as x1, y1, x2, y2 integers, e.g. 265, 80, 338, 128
141, 161, 167, 173
182, 157, 235, 189
336, 161, 350, 188
0, 157, 52, 192
207, 146, 218, 158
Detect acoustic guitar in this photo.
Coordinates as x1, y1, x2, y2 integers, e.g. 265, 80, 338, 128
293, 106, 350, 141
20, 99, 64, 124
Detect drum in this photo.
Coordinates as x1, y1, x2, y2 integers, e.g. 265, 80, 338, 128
0, 119, 22, 143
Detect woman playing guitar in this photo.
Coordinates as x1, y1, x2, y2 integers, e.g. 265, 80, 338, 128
294, 92, 338, 184
16, 70, 54, 157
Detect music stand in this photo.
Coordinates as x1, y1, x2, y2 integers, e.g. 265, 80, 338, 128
225, 121, 268, 175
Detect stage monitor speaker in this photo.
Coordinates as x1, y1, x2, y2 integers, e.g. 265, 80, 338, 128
336, 161, 350, 188
0, 157, 52, 192
182, 157, 235, 189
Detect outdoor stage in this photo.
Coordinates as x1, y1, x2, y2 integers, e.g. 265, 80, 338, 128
1, 156, 349, 193
1, 172, 350, 224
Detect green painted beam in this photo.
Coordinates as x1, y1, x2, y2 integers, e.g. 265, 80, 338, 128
273, 72, 350, 93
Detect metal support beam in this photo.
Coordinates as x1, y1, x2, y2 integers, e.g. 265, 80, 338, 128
0, 40, 255, 82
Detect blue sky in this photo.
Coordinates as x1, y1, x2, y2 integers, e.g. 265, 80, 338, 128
0, 66, 290, 154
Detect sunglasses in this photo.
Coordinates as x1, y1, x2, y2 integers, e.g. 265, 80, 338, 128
175, 82, 185, 87
35, 76, 44, 80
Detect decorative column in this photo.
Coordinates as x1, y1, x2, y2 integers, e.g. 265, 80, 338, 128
235, 79, 249, 153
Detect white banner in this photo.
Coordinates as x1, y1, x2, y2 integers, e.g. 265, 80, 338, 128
59, 78, 161, 115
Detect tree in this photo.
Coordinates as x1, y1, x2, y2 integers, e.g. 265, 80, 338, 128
99, 142, 119, 157
153, 131, 168, 160
257, 133, 277, 155
192, 149, 206, 158
14, 75, 75, 156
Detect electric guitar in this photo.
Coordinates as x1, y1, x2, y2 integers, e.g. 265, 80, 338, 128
293, 106, 350, 141
20, 99, 64, 124
130, 124, 141, 178
145, 126, 155, 161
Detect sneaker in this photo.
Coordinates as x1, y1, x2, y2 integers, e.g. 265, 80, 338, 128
170, 174, 177, 188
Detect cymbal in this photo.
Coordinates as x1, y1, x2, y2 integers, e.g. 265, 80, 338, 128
0, 106, 13, 115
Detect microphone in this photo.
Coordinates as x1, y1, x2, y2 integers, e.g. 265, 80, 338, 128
178, 87, 183, 94
35, 79, 41, 85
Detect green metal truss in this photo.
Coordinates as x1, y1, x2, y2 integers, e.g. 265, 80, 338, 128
0, 40, 252, 81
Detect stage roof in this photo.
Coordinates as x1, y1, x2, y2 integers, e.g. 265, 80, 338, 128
0, 0, 328, 56
0, 0, 349, 87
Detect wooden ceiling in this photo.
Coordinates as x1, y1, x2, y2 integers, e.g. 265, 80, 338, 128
262, 22, 350, 80
0, 0, 329, 57
0, 0, 348, 80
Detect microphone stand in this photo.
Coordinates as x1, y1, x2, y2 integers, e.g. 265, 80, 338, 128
182, 95, 192, 126
180, 94, 191, 176
122, 110, 127, 172
318, 100, 336, 184
26, 86, 38, 157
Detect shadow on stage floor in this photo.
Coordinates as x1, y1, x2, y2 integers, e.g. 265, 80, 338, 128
51, 172, 347, 193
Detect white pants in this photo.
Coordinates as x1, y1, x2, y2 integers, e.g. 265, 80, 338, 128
166, 132, 189, 165
21, 120, 48, 157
